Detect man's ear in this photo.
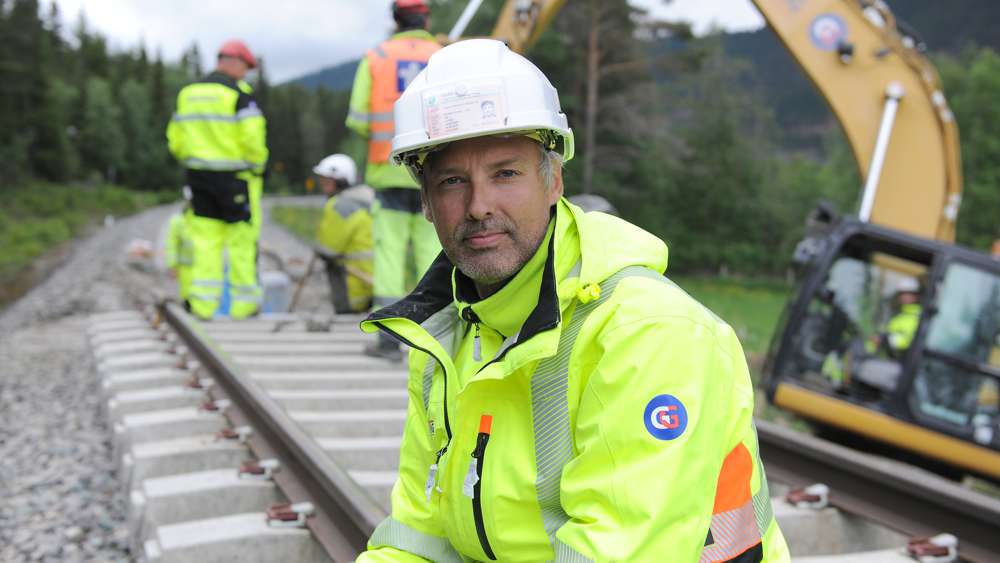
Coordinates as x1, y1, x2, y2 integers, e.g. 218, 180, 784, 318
421, 189, 434, 222
547, 166, 564, 205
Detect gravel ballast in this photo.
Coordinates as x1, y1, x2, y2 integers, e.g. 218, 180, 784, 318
0, 199, 328, 562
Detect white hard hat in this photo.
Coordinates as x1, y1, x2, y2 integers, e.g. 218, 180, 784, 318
312, 154, 357, 185
896, 277, 920, 294
391, 39, 574, 176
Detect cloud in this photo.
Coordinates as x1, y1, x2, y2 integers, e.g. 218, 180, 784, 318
50, 1, 766, 81
51, 0, 396, 81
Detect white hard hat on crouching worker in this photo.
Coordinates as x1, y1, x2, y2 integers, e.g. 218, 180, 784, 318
312, 154, 358, 186
390, 39, 574, 178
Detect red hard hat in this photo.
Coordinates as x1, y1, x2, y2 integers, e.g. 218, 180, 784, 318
218, 39, 257, 69
393, 0, 429, 15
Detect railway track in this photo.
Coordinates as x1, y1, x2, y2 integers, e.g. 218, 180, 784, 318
88, 304, 1000, 562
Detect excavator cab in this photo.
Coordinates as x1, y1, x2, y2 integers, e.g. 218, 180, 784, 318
763, 212, 1000, 480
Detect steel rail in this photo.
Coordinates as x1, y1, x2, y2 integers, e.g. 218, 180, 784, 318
158, 301, 387, 562
757, 420, 1000, 563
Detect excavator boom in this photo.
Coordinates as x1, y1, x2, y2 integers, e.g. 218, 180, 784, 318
490, 0, 568, 54
750, 0, 962, 241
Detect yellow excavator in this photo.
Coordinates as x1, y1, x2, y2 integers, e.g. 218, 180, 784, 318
749, 0, 1000, 482
461, 0, 1000, 480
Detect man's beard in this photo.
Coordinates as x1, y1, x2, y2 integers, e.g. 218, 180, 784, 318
447, 216, 542, 286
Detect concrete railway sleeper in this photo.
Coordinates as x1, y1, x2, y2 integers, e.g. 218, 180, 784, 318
87, 307, 1000, 562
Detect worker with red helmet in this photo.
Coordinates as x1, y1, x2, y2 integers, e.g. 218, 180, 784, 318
166, 39, 269, 320
347, 0, 441, 360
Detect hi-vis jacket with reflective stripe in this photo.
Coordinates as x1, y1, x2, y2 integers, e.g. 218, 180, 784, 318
347, 30, 440, 189
317, 185, 375, 311
166, 72, 268, 173
358, 199, 790, 562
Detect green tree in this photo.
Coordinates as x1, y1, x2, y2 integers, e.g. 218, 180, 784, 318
118, 79, 159, 188
79, 77, 125, 182
939, 47, 1000, 251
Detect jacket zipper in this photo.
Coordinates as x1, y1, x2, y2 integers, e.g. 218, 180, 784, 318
470, 414, 496, 560
461, 307, 483, 361
374, 321, 452, 440
374, 322, 455, 503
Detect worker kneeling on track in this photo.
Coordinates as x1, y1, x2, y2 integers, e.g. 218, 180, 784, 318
358, 39, 790, 562
313, 153, 375, 314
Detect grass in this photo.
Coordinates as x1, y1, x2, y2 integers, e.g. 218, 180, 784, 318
673, 276, 792, 359
0, 183, 169, 306
271, 206, 323, 243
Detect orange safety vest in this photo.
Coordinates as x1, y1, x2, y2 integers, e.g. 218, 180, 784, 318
366, 36, 440, 163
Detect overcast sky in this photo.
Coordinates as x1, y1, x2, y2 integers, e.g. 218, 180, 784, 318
49, 1, 765, 83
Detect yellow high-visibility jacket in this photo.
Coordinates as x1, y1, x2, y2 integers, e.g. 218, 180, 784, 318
317, 185, 375, 312
166, 72, 268, 173
359, 199, 789, 562
886, 303, 922, 352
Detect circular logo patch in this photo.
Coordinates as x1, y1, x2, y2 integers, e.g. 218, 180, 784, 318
644, 394, 688, 440
809, 13, 848, 51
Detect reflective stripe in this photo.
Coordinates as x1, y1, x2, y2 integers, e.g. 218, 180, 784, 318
188, 292, 219, 302
553, 537, 595, 563
182, 157, 255, 171
532, 266, 665, 539
371, 110, 394, 122
235, 106, 262, 120
192, 280, 224, 288
750, 427, 774, 537
371, 130, 395, 141
421, 354, 435, 410
348, 109, 370, 123
172, 113, 242, 123
368, 516, 463, 563
699, 500, 761, 562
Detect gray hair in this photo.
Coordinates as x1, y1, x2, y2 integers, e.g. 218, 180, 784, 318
538, 145, 563, 191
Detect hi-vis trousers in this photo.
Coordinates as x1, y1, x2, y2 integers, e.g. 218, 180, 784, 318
187, 169, 262, 320
372, 187, 440, 309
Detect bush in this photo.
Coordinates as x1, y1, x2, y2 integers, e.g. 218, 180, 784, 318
0, 183, 162, 285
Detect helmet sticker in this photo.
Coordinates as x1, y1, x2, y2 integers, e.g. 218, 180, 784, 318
809, 13, 849, 52
422, 80, 508, 140
643, 394, 688, 441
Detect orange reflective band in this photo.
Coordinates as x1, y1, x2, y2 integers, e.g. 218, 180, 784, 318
700, 443, 762, 562
713, 443, 753, 513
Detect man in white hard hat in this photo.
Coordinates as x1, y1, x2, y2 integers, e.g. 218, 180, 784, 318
313, 154, 375, 314
357, 39, 789, 562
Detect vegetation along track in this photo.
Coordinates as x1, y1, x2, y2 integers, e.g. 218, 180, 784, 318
88, 304, 1000, 562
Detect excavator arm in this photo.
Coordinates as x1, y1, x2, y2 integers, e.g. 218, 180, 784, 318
750, 0, 962, 242
490, 0, 568, 54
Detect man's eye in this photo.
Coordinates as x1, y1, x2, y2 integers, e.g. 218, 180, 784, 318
439, 176, 463, 187
496, 169, 520, 179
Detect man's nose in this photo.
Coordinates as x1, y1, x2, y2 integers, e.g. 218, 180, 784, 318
466, 179, 494, 220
